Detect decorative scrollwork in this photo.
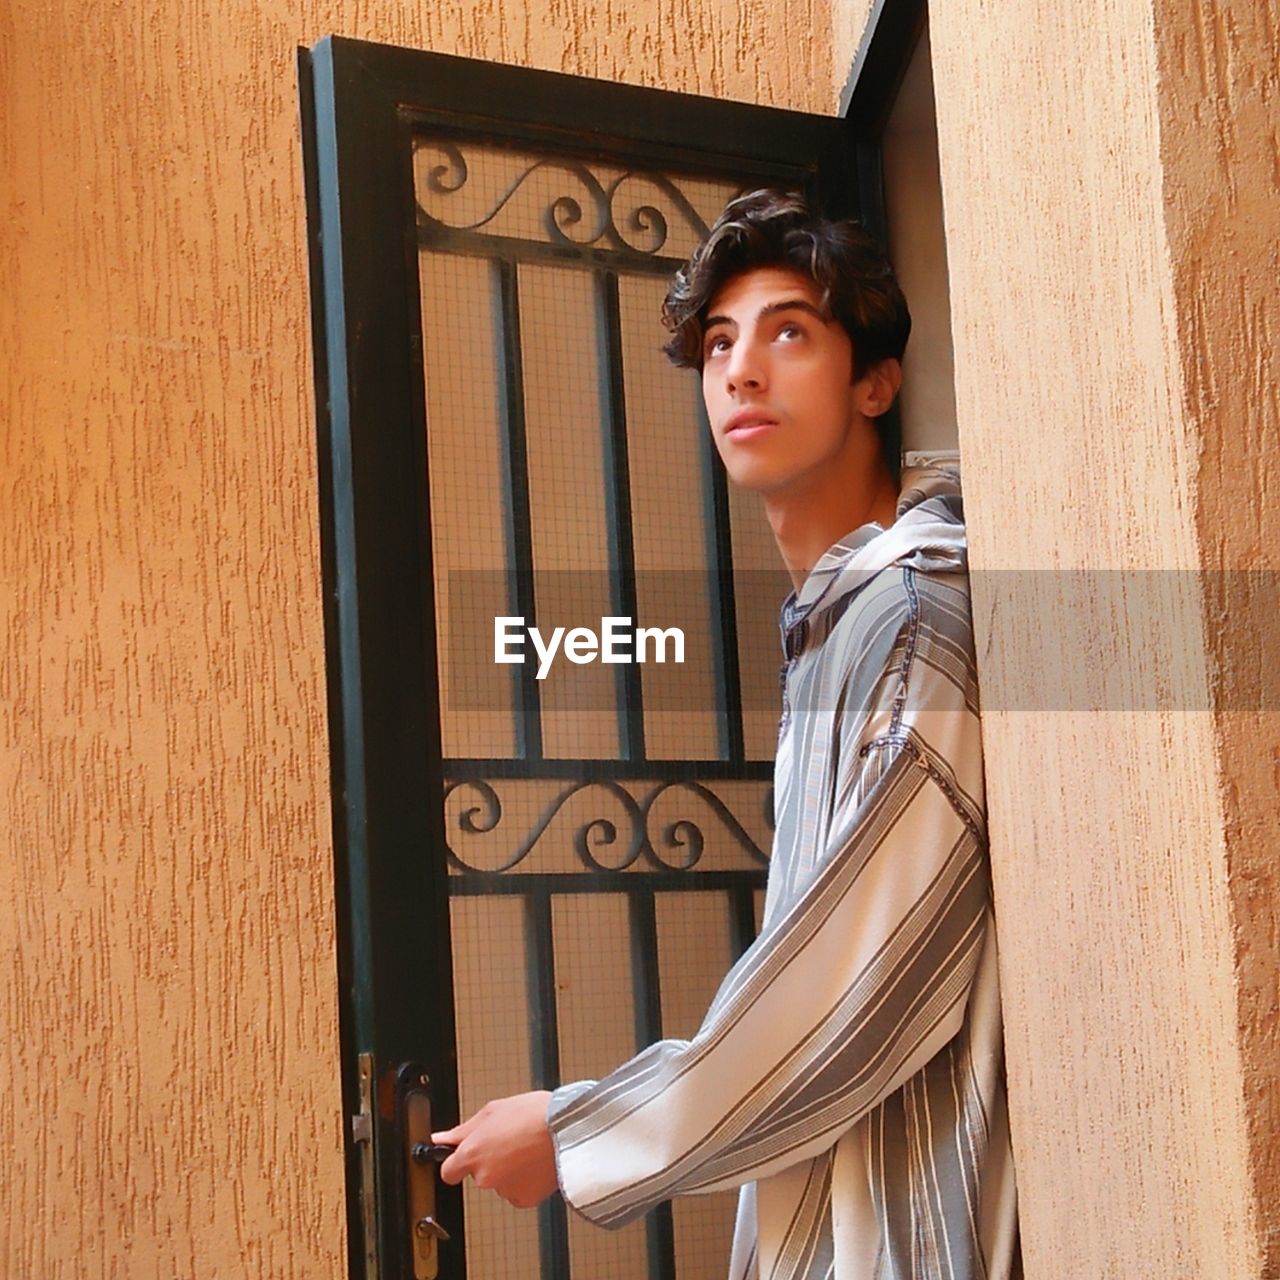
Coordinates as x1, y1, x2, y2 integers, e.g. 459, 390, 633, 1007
639, 781, 771, 870
603, 172, 711, 256
420, 140, 468, 197
414, 140, 718, 259
442, 776, 771, 874
443, 777, 644, 873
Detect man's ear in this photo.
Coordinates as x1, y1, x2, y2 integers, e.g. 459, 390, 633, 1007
852, 358, 903, 418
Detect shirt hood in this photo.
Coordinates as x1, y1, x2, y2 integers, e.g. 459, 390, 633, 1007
781, 464, 968, 632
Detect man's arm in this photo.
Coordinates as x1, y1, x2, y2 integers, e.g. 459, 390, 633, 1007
550, 780, 985, 1226
439, 580, 989, 1223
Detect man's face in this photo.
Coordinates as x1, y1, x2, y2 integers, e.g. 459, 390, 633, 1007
700, 266, 876, 497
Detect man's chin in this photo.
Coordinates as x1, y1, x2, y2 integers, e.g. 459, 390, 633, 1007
723, 464, 793, 496
724, 472, 772, 495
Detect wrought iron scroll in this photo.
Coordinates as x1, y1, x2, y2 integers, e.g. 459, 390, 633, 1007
414, 140, 723, 258
442, 777, 772, 873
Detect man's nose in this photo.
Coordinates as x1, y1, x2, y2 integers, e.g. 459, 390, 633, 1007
726, 342, 765, 393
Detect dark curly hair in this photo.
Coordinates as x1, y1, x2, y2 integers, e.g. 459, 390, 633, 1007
661, 188, 911, 381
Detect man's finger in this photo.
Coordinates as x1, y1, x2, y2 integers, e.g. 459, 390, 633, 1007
437, 1146, 468, 1186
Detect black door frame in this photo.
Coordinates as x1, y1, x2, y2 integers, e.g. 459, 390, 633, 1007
298, 9, 924, 1276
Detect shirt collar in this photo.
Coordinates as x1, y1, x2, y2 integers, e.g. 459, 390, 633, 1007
775, 463, 966, 655
778, 520, 887, 653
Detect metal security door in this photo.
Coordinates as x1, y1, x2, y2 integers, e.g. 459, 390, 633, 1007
300, 33, 908, 1280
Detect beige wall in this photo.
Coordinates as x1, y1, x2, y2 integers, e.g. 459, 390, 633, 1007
0, 2, 838, 1278
8, 0, 1276, 1272
882, 21, 959, 453
833, 0, 881, 110
928, 0, 1278, 1275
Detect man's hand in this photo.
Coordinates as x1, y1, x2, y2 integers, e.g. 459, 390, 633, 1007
432, 1091, 558, 1209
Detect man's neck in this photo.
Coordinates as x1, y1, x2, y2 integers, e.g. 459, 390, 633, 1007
765, 458, 900, 592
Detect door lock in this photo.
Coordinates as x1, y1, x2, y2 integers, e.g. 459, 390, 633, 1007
396, 1063, 451, 1280
414, 1213, 451, 1269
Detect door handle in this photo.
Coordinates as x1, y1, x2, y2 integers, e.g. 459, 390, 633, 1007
411, 1142, 456, 1165
396, 1063, 452, 1280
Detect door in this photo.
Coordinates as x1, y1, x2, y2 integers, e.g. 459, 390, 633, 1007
299, 33, 900, 1280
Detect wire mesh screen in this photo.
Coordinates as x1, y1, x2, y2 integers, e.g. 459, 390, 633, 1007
449, 895, 541, 1277
553, 894, 651, 1278
416, 133, 782, 1279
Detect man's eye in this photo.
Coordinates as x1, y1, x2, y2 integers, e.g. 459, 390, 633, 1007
777, 323, 802, 341
706, 334, 731, 356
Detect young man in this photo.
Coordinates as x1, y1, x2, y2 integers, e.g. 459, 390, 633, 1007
434, 189, 1019, 1279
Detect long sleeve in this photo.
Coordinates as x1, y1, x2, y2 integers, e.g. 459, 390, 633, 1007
546, 569, 990, 1232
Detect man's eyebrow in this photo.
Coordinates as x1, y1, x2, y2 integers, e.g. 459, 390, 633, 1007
703, 299, 828, 332
760, 299, 828, 322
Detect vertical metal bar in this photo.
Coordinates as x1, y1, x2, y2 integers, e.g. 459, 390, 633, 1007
628, 890, 664, 1060
496, 259, 544, 762
728, 884, 759, 962
629, 891, 677, 1280
701, 397, 746, 764
526, 891, 571, 1278
298, 47, 375, 1280
597, 270, 646, 763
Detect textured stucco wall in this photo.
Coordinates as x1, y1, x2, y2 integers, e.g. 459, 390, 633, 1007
1153, 9, 1280, 1261
930, 1, 1277, 1275
0, 3, 838, 1277
832, 0, 881, 109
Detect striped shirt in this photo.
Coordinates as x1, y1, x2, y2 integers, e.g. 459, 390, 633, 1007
547, 467, 1020, 1279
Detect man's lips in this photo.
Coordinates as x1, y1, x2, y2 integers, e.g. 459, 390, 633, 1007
723, 410, 780, 440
